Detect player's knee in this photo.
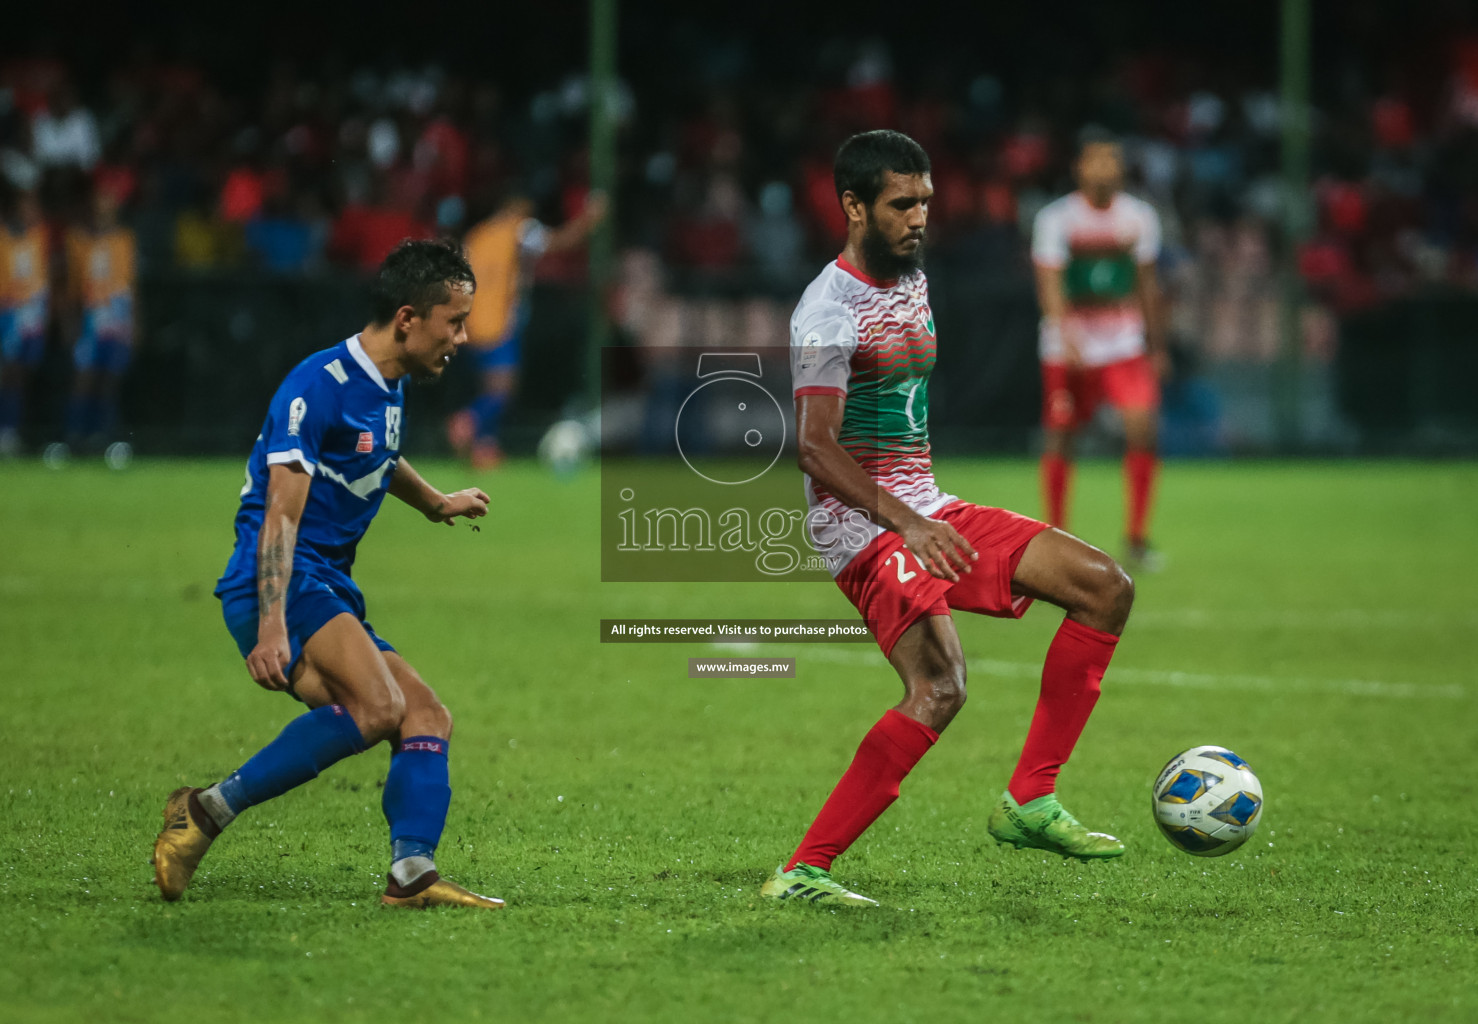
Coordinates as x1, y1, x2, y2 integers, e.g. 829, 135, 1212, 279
399, 677, 453, 739
1066, 549, 1134, 632
1097, 560, 1135, 630
909, 661, 967, 716
427, 699, 453, 739
936, 668, 968, 715
349, 683, 406, 744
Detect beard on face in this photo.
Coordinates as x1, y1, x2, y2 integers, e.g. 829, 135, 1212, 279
860, 215, 925, 280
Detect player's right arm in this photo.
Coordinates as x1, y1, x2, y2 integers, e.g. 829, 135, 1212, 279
539, 191, 609, 255
1034, 264, 1083, 368
1031, 203, 1084, 368
791, 301, 976, 581
246, 370, 337, 690
795, 394, 976, 583
247, 463, 311, 690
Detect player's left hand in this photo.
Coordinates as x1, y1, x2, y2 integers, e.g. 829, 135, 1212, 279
427, 488, 490, 525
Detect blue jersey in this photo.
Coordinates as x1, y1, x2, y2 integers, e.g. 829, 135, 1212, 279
216, 335, 406, 597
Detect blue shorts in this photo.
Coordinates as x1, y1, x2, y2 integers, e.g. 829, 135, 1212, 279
472, 302, 529, 372
74, 299, 133, 374
1, 297, 47, 366
219, 571, 396, 699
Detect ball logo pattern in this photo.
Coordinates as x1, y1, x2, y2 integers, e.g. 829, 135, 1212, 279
1152, 745, 1264, 857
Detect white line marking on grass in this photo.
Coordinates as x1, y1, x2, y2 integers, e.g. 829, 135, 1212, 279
709, 644, 1466, 700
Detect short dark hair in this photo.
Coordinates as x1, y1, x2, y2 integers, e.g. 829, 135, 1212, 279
1076, 125, 1122, 157
369, 239, 476, 326
833, 130, 931, 207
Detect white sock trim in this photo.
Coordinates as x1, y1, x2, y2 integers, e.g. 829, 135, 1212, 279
197, 785, 237, 829
391, 855, 436, 888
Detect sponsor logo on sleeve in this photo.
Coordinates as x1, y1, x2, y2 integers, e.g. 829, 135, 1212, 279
799, 331, 821, 369
356, 431, 374, 453
288, 397, 307, 437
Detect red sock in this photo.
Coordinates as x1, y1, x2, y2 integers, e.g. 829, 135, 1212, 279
1007, 618, 1119, 804
1125, 449, 1158, 545
786, 709, 939, 871
1041, 453, 1072, 529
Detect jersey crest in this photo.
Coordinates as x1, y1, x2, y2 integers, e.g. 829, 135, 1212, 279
288, 397, 307, 436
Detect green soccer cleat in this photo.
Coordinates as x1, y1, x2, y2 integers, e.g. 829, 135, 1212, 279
759, 863, 878, 907
988, 791, 1126, 859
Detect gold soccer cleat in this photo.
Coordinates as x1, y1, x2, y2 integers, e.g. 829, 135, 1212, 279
151, 787, 218, 901
380, 873, 506, 910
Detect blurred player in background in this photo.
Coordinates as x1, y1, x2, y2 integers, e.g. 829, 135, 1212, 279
62, 185, 135, 459
152, 240, 503, 910
1032, 129, 1167, 568
762, 130, 1134, 907
447, 187, 606, 469
0, 189, 50, 457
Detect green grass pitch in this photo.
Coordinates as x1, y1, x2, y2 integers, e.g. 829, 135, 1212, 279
1, 457, 1474, 1023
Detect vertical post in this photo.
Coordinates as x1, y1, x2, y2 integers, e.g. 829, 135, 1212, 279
1277, 0, 1312, 450
587, 0, 618, 410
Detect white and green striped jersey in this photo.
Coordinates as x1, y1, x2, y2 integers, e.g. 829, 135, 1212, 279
790, 256, 956, 576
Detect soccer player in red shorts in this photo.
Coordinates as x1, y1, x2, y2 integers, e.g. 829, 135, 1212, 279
1032, 128, 1168, 568
760, 131, 1134, 907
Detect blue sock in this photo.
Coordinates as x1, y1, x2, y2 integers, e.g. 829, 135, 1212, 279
383, 736, 451, 860
216, 704, 366, 815
470, 393, 507, 441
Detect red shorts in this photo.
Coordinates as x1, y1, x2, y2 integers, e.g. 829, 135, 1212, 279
834, 501, 1051, 657
1042, 354, 1160, 430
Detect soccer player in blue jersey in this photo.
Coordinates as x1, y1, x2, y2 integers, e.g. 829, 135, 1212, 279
152, 239, 503, 909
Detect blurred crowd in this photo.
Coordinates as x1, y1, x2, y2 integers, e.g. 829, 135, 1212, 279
3, 10, 1478, 372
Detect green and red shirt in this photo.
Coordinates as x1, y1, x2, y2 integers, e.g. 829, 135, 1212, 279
790, 256, 956, 576
1031, 191, 1162, 367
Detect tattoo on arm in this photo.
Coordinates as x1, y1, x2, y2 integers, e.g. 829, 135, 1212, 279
257, 486, 297, 621
258, 538, 287, 618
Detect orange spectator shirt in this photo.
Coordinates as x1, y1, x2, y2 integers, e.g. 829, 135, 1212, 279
67, 227, 135, 308
463, 213, 548, 347
463, 213, 522, 346
1, 225, 48, 306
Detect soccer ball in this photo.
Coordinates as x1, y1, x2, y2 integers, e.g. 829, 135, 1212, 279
1151, 745, 1264, 857
537, 418, 591, 475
